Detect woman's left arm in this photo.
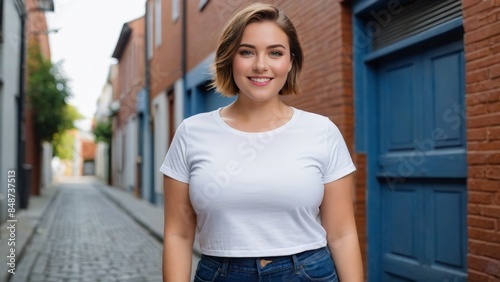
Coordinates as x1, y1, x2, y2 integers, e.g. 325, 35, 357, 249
321, 173, 364, 281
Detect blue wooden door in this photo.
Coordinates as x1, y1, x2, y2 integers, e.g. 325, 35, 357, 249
204, 87, 235, 112
185, 84, 235, 118
377, 40, 467, 281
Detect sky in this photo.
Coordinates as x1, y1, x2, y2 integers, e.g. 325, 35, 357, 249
46, 0, 146, 131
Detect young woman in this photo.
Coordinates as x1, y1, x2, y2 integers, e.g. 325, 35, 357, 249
160, 3, 363, 282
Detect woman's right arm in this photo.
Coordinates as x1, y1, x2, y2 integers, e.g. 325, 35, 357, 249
163, 176, 196, 282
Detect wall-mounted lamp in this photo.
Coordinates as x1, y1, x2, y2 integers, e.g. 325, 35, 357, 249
109, 101, 121, 116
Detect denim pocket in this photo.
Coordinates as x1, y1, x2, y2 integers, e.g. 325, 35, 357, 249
299, 250, 338, 282
194, 260, 220, 282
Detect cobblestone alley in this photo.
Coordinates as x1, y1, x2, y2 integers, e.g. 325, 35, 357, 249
10, 179, 163, 282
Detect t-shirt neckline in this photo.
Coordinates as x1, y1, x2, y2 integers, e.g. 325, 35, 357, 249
213, 107, 300, 136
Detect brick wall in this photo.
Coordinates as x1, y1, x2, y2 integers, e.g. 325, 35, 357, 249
149, 0, 183, 99
116, 17, 146, 127
186, 0, 248, 71
26, 0, 51, 60
81, 140, 96, 161
463, 0, 500, 280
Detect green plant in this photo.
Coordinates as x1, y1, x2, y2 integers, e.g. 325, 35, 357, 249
93, 119, 112, 143
26, 40, 75, 142
52, 130, 75, 160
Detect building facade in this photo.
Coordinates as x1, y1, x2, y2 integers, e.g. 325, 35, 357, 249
108, 0, 500, 280
111, 17, 146, 198
25, 0, 53, 196
0, 0, 23, 223
94, 65, 116, 184
1, 0, 53, 224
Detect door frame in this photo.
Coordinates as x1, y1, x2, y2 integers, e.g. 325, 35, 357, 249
352, 1, 465, 280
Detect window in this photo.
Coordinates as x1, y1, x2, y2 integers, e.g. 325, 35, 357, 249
155, 0, 162, 47
199, 0, 209, 10
147, 1, 153, 59
172, 0, 179, 22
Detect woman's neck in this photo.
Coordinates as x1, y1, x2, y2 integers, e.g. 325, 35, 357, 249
220, 96, 293, 132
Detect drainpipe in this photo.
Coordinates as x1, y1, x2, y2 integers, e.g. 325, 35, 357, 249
181, 0, 187, 104
15, 0, 27, 209
145, 2, 154, 203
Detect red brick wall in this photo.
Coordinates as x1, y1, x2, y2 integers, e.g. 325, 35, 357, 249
463, 0, 500, 280
186, 0, 248, 71
116, 17, 146, 127
81, 140, 96, 161
26, 0, 51, 60
149, 0, 183, 99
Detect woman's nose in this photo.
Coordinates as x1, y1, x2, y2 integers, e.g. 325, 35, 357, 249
253, 55, 268, 72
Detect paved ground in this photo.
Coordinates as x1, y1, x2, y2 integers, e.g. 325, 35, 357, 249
10, 179, 163, 282
0, 178, 59, 282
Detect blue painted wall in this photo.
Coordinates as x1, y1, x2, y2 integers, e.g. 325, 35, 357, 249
184, 54, 235, 117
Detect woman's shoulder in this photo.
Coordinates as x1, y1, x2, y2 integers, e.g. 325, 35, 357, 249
295, 108, 333, 126
181, 109, 219, 126
293, 108, 343, 138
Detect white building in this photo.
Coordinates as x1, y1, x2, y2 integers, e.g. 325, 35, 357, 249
0, 0, 24, 223
94, 65, 116, 184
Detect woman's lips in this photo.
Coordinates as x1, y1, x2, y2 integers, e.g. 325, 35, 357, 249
248, 77, 272, 86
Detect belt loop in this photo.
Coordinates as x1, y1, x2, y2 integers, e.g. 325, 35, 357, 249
292, 254, 301, 275
220, 258, 229, 277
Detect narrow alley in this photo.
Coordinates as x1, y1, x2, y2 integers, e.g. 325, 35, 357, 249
10, 178, 163, 282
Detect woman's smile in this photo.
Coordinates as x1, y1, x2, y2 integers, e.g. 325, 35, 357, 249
248, 76, 273, 86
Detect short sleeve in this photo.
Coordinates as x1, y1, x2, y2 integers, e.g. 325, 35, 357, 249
159, 121, 190, 183
323, 119, 356, 184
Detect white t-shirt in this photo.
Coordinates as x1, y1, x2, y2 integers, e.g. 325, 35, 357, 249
160, 107, 356, 257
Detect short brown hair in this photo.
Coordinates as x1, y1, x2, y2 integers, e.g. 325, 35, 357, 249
211, 3, 303, 97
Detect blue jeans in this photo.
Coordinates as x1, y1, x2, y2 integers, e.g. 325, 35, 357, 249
194, 247, 338, 282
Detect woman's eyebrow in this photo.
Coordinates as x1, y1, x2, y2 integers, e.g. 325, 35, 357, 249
238, 43, 287, 49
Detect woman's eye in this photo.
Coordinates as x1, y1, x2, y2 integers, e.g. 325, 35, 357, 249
270, 51, 283, 57
239, 50, 253, 56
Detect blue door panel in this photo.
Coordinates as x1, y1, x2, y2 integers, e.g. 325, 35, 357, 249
428, 180, 467, 270
382, 62, 418, 151
434, 191, 463, 266
381, 184, 421, 260
425, 43, 466, 150
377, 40, 466, 281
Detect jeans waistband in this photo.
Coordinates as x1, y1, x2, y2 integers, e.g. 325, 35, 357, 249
200, 247, 330, 275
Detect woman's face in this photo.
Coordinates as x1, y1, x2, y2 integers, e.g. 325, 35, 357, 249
232, 21, 293, 102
